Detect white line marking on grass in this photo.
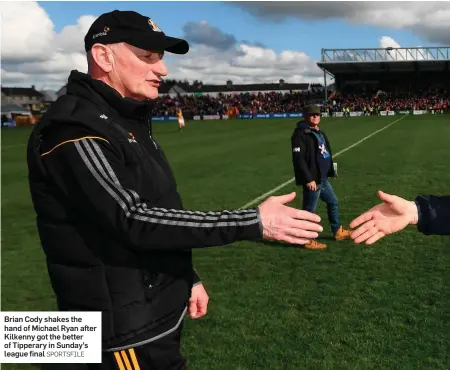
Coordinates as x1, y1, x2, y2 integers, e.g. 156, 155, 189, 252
239, 115, 407, 209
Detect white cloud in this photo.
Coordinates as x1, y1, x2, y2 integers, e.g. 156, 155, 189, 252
55, 15, 98, 54
379, 36, 407, 60
0, 2, 95, 90
0, 1, 55, 62
17, 53, 88, 75
232, 44, 277, 68
164, 43, 323, 85
0, 2, 322, 91
234, 2, 450, 44
378, 36, 433, 61
1, 69, 29, 82
379, 36, 401, 49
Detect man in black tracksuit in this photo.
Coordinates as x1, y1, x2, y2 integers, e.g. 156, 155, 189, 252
26, 10, 323, 369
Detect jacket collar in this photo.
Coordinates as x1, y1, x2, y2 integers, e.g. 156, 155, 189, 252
296, 120, 321, 133
65, 70, 153, 121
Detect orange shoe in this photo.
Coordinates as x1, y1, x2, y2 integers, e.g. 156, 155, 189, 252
304, 240, 327, 249
334, 226, 352, 241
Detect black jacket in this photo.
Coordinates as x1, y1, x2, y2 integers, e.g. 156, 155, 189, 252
291, 121, 336, 186
27, 71, 262, 351
415, 195, 450, 235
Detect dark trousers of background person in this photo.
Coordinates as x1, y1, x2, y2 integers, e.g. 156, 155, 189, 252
302, 180, 340, 234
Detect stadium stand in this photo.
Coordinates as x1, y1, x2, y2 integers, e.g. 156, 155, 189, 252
152, 80, 329, 120
2, 46, 449, 127
152, 47, 450, 120
317, 46, 450, 117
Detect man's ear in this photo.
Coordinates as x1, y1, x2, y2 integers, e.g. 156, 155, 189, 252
90, 44, 114, 73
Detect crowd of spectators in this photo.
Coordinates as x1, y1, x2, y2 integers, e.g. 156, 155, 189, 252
151, 87, 450, 118
151, 90, 325, 119
330, 88, 450, 113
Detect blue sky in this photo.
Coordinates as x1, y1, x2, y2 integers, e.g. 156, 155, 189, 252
4, 1, 448, 90
39, 1, 427, 61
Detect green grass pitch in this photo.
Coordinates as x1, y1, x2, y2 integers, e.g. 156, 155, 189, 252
2, 114, 449, 369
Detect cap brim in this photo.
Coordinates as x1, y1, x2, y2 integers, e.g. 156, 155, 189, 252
129, 32, 189, 55
164, 36, 189, 55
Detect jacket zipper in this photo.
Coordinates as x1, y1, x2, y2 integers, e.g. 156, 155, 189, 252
146, 113, 158, 150
144, 113, 177, 184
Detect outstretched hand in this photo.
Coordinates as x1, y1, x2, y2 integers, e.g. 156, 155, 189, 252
258, 192, 323, 245
350, 190, 419, 245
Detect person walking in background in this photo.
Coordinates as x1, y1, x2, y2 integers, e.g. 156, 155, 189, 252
291, 104, 352, 249
177, 107, 185, 131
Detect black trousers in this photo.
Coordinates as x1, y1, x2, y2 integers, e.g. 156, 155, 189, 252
41, 326, 186, 370
75, 324, 185, 370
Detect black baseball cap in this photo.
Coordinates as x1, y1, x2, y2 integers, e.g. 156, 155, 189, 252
84, 10, 189, 54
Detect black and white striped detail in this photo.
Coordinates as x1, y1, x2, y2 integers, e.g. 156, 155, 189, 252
104, 306, 188, 352
73, 138, 262, 228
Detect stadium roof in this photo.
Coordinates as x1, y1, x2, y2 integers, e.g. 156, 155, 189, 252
317, 46, 450, 75
1, 86, 44, 98
158, 82, 310, 94
56, 81, 312, 96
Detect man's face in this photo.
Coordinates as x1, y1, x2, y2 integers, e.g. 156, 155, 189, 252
305, 113, 321, 126
110, 43, 168, 101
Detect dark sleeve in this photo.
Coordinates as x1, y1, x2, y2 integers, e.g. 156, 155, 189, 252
291, 131, 313, 183
193, 268, 201, 286
415, 195, 450, 235
40, 130, 263, 251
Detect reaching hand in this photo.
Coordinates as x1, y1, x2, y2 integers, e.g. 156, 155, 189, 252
258, 192, 323, 245
350, 190, 419, 245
